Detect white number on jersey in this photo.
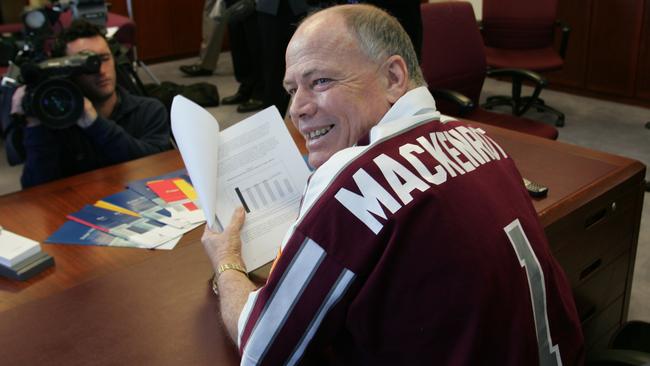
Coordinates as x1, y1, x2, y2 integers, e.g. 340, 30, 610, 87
504, 219, 562, 366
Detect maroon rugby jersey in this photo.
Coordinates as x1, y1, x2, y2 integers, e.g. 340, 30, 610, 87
237, 90, 584, 366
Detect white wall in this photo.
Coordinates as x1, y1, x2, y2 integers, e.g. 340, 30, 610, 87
466, 0, 482, 18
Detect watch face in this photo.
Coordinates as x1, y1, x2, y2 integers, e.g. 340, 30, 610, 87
24, 10, 46, 30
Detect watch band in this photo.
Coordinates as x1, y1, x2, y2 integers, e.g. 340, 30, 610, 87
217, 263, 247, 278
211, 263, 248, 296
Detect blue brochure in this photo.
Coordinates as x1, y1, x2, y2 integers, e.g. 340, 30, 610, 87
46, 221, 133, 247
66, 205, 182, 248
99, 189, 192, 228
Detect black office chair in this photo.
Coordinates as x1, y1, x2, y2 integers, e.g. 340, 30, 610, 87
587, 321, 650, 366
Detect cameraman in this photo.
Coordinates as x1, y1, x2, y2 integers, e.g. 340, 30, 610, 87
10, 20, 171, 188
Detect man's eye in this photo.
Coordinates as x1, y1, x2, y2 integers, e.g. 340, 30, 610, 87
313, 78, 331, 86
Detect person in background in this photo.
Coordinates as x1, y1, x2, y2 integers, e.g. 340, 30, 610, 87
220, 0, 266, 113
309, 0, 422, 61
201, 4, 584, 365
179, 0, 227, 76
255, 0, 310, 116
11, 20, 170, 188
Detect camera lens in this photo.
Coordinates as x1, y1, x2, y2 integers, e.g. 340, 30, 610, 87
42, 88, 74, 117
30, 78, 84, 129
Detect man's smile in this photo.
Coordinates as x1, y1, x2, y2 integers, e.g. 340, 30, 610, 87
307, 124, 335, 140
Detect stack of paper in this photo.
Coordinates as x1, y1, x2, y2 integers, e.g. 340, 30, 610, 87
0, 228, 54, 280
0, 229, 41, 268
47, 171, 205, 250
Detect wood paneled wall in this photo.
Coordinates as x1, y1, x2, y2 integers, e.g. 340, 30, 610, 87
549, 0, 650, 105
109, 0, 203, 62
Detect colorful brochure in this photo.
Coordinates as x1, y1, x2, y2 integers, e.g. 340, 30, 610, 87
128, 172, 204, 225
66, 205, 183, 248
126, 169, 190, 204
96, 189, 192, 229
146, 178, 205, 224
46, 221, 182, 250
47, 221, 134, 247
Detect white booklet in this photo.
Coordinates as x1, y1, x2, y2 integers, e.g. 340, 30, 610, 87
0, 228, 41, 268
171, 96, 311, 271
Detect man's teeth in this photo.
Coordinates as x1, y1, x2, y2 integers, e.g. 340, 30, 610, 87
309, 125, 333, 140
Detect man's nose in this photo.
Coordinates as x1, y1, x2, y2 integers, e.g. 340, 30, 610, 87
289, 87, 316, 121
99, 58, 111, 74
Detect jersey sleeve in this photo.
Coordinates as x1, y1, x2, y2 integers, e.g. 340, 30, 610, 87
237, 229, 356, 366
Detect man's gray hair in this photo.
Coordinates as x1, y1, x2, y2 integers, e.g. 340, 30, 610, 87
333, 4, 426, 88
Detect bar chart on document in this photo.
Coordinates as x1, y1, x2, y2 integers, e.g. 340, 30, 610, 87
232, 169, 298, 215
218, 155, 304, 250
229, 161, 300, 215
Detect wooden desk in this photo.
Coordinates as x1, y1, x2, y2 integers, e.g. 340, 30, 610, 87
0, 150, 187, 312
0, 122, 645, 364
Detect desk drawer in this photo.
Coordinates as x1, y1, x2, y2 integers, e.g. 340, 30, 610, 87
547, 184, 638, 287
573, 251, 631, 324
582, 296, 625, 350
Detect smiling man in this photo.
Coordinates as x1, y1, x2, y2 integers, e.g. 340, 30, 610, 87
201, 5, 584, 365
11, 20, 171, 188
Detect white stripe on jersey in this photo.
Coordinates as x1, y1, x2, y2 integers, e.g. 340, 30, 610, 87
242, 238, 326, 364
286, 268, 355, 366
238, 288, 260, 349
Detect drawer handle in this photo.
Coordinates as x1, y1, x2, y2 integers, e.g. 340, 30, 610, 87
584, 207, 607, 229
580, 258, 603, 280
580, 305, 597, 323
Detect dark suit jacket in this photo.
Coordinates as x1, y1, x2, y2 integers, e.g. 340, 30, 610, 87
257, 0, 310, 15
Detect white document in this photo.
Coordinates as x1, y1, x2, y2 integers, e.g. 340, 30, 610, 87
171, 96, 311, 271
0, 229, 41, 268
170, 96, 221, 230
127, 225, 184, 249
151, 222, 203, 250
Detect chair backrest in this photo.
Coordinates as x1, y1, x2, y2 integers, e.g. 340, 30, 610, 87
420, 1, 486, 108
482, 0, 557, 49
58, 11, 136, 48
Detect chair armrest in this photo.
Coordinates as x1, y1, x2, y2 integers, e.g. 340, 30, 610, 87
554, 19, 571, 59
428, 88, 475, 116
486, 68, 548, 88
587, 349, 650, 366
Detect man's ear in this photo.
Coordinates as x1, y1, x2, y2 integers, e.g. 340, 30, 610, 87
383, 55, 409, 104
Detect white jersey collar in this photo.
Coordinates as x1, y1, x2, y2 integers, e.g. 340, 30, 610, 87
369, 86, 439, 143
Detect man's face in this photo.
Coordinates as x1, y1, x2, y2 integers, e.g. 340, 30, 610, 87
284, 15, 393, 168
66, 35, 116, 103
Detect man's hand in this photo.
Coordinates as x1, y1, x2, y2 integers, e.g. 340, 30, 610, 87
201, 206, 247, 273
77, 98, 98, 128
10, 85, 40, 127
201, 206, 257, 343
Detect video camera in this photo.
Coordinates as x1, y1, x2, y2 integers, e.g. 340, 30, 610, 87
20, 51, 101, 129
0, 0, 113, 164
2, 1, 107, 128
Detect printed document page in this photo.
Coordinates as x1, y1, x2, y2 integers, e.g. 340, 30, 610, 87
171, 96, 310, 271
217, 107, 310, 271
